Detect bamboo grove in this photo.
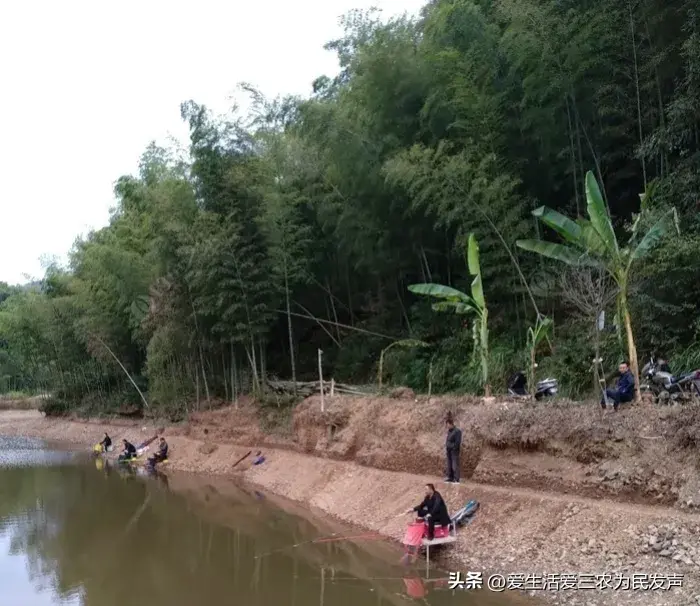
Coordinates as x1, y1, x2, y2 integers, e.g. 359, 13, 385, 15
1, 0, 700, 416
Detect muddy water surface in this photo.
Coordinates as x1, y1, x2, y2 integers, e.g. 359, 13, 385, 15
0, 436, 527, 606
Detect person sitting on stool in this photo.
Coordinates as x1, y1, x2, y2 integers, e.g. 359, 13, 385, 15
147, 437, 168, 468
99, 432, 112, 452
406, 483, 451, 540
601, 361, 635, 411
118, 439, 137, 462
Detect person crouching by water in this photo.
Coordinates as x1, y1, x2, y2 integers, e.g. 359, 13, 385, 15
99, 432, 112, 452
147, 437, 168, 468
118, 439, 137, 462
406, 483, 450, 541
445, 418, 461, 483
601, 361, 635, 411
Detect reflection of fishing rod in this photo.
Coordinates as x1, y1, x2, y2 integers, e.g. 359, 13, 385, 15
254, 535, 337, 559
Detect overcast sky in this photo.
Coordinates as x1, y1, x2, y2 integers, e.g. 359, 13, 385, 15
0, 0, 424, 286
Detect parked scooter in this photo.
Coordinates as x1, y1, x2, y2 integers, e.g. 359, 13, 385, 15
507, 371, 558, 400
640, 355, 700, 404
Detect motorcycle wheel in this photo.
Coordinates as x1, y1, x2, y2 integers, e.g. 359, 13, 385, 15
657, 390, 671, 405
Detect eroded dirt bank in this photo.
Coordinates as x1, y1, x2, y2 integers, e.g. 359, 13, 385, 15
3, 396, 700, 605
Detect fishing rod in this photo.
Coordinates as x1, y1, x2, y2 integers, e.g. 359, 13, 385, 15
253, 531, 385, 559
310, 532, 383, 544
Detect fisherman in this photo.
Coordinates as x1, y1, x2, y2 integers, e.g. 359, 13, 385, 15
445, 417, 462, 483
147, 437, 168, 468
406, 483, 451, 541
601, 361, 635, 411
118, 438, 137, 462
99, 432, 112, 452
252, 451, 265, 465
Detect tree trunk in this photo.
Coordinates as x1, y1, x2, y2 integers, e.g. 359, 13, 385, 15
480, 318, 491, 397
258, 338, 266, 393
395, 279, 412, 334
565, 96, 580, 215
420, 245, 432, 281
199, 346, 210, 404
195, 364, 200, 410
247, 338, 259, 394
345, 261, 354, 326
222, 349, 229, 403
622, 295, 641, 402
231, 343, 238, 406
284, 260, 297, 397
326, 278, 341, 342
629, 0, 647, 188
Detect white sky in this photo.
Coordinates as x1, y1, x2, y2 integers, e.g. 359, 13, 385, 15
0, 0, 424, 286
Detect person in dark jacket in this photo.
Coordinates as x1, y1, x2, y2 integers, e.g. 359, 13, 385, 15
118, 439, 137, 462
147, 438, 168, 467
99, 433, 112, 452
406, 483, 451, 540
445, 419, 462, 483
601, 362, 635, 411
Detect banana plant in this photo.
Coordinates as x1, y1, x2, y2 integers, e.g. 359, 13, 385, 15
527, 316, 552, 394
516, 171, 679, 401
408, 233, 491, 396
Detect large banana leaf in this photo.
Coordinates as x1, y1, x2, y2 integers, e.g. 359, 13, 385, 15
532, 207, 582, 244
431, 301, 478, 315
528, 316, 553, 349
408, 284, 471, 302
466, 233, 485, 309
576, 219, 607, 257
630, 207, 679, 262
585, 171, 619, 260
516, 239, 602, 268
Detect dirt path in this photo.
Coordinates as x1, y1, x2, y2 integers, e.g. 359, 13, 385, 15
1, 410, 699, 605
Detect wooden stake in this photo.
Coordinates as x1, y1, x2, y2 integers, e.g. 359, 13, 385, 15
232, 450, 252, 469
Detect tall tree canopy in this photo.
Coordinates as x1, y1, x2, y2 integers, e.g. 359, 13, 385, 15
2, 0, 699, 415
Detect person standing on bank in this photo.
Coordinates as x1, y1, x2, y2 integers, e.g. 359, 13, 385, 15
445, 418, 462, 483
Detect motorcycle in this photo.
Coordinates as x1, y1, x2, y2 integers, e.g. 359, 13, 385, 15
640, 356, 700, 404
507, 371, 558, 400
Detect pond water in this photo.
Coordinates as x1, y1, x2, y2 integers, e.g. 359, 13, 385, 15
0, 435, 527, 605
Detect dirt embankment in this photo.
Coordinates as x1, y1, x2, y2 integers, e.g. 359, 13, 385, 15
3, 394, 700, 605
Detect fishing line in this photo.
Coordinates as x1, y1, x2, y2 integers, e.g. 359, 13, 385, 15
253, 533, 340, 559
311, 532, 383, 543
253, 531, 385, 559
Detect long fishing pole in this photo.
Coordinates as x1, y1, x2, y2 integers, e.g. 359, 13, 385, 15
253, 534, 340, 559
95, 335, 149, 409
310, 532, 383, 544
253, 531, 385, 559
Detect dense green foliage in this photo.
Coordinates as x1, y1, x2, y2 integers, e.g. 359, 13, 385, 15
2, 0, 700, 415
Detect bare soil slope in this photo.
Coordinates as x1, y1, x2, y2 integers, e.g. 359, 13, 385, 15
3, 393, 700, 605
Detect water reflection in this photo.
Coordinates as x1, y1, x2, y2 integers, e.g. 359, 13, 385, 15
0, 439, 527, 606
